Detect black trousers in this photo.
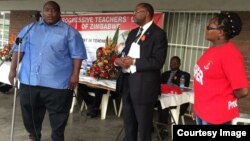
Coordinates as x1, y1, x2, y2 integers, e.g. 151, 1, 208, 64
19, 83, 73, 141
77, 83, 106, 109
158, 102, 190, 126
122, 87, 155, 141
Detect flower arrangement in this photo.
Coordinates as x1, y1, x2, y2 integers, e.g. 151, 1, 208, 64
87, 27, 119, 80
0, 44, 12, 63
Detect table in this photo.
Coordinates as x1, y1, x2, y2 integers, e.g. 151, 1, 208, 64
158, 90, 194, 139
0, 61, 11, 85
79, 75, 116, 91
158, 90, 194, 125
73, 74, 117, 120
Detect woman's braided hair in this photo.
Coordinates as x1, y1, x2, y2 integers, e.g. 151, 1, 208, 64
214, 12, 242, 40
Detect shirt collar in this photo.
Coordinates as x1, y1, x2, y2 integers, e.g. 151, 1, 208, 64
141, 20, 153, 34
40, 19, 62, 26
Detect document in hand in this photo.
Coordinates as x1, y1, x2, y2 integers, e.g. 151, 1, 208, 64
127, 43, 140, 73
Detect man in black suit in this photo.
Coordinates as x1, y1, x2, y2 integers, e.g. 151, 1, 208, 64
115, 3, 168, 141
157, 56, 190, 139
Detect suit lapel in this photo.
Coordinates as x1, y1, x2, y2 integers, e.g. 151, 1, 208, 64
124, 27, 139, 55
131, 23, 156, 45
138, 23, 155, 45
124, 23, 156, 55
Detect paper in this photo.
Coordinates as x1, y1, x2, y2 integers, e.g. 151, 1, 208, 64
130, 65, 136, 73
127, 42, 140, 58
127, 43, 140, 73
122, 68, 130, 73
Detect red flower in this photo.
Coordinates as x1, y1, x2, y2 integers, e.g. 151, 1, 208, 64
109, 55, 116, 64
140, 35, 146, 41
94, 66, 101, 73
0, 44, 12, 61
174, 76, 177, 80
86, 27, 119, 80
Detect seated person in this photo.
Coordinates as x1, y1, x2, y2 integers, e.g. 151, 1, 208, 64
77, 47, 118, 118
77, 47, 105, 118
77, 83, 106, 118
77, 84, 118, 118
157, 56, 190, 138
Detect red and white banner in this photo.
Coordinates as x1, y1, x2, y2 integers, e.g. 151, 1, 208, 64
62, 12, 164, 63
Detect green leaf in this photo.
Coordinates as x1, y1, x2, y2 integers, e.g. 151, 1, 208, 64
111, 25, 120, 46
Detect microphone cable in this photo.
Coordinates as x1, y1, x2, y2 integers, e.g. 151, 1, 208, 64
27, 21, 39, 141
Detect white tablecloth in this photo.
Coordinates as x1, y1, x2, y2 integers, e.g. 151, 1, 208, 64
79, 74, 195, 122
79, 74, 116, 90
77, 73, 116, 120
159, 90, 194, 109
158, 90, 194, 125
0, 61, 11, 85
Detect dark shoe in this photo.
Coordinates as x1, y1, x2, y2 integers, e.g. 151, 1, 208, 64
151, 124, 154, 133
159, 128, 168, 139
86, 111, 92, 116
86, 105, 94, 116
88, 109, 100, 118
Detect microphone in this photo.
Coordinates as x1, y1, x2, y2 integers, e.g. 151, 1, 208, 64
30, 11, 41, 21
15, 37, 22, 45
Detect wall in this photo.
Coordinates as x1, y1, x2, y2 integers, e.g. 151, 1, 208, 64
9, 10, 250, 113
9, 10, 38, 44
232, 12, 250, 113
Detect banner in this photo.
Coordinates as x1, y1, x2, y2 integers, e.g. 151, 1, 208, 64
61, 12, 165, 64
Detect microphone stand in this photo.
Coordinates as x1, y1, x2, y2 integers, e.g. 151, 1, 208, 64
10, 15, 40, 141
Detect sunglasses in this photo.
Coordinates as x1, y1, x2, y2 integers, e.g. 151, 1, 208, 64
206, 26, 224, 31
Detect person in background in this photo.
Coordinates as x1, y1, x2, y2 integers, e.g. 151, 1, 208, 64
77, 83, 105, 118
157, 56, 190, 139
8, 1, 87, 141
115, 3, 168, 141
193, 12, 249, 125
77, 47, 104, 118
77, 47, 117, 118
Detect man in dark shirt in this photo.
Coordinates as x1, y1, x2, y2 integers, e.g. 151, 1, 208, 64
158, 56, 190, 138
77, 83, 105, 118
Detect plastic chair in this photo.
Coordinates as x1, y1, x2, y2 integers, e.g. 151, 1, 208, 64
232, 113, 250, 125
70, 87, 78, 113
118, 101, 123, 117
80, 92, 95, 111
80, 92, 118, 119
